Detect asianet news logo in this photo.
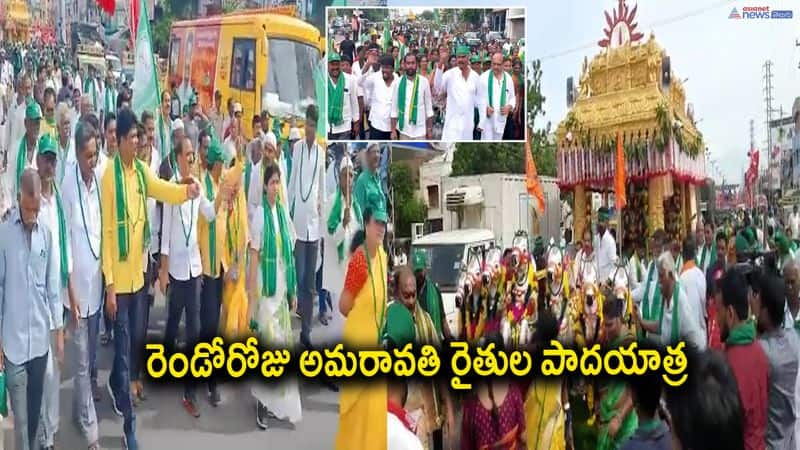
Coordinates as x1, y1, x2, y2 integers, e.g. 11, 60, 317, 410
730, 6, 793, 19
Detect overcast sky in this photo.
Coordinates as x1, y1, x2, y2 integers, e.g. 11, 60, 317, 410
387, 0, 800, 184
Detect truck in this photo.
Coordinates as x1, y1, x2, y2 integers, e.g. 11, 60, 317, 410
440, 172, 561, 249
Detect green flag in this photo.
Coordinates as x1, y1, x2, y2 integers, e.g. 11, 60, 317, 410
131, 0, 161, 119
434, 9, 441, 26
383, 17, 391, 53
312, 61, 327, 141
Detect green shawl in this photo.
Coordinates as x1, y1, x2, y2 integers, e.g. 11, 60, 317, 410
638, 262, 661, 341
260, 195, 297, 300
726, 319, 756, 346
488, 71, 507, 109
326, 187, 362, 263
397, 74, 419, 131
84, 78, 97, 109
113, 154, 149, 261
15, 137, 33, 194
52, 182, 69, 288
204, 172, 218, 277
421, 279, 444, 337
328, 74, 345, 126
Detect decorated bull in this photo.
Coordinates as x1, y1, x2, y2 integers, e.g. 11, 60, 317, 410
501, 231, 538, 349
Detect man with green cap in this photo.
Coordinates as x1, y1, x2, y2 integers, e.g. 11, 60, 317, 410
36, 132, 75, 450
327, 52, 361, 141
435, 44, 480, 141
470, 54, 482, 74
412, 248, 452, 341
12, 101, 42, 199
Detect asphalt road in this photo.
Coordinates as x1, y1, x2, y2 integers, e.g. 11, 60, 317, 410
2, 293, 344, 450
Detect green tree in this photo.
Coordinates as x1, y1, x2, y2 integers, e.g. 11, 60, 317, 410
527, 59, 556, 177
390, 162, 427, 238
459, 9, 483, 27
420, 10, 435, 21
452, 142, 524, 176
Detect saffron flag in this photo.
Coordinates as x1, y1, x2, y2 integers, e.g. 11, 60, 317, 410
131, 0, 160, 120
615, 131, 627, 209
525, 130, 545, 214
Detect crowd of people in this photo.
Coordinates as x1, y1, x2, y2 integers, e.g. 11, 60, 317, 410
328, 14, 526, 142
0, 41, 395, 450
382, 205, 800, 450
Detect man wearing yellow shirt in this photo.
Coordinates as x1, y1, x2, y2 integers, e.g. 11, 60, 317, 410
100, 107, 201, 450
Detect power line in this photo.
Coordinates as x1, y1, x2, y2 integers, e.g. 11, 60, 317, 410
539, 0, 736, 61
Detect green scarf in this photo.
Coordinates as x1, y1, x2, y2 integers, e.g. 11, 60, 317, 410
638, 262, 661, 341
113, 154, 149, 261
105, 87, 116, 115
52, 182, 69, 288
422, 279, 444, 336
397, 74, 419, 131
657, 282, 681, 343
260, 195, 297, 299
488, 71, 507, 109
84, 78, 97, 109
15, 137, 33, 193
204, 172, 218, 277
326, 187, 362, 263
244, 160, 252, 202
725, 319, 756, 346
328, 74, 345, 126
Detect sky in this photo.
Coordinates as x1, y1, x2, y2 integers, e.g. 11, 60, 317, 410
387, 0, 800, 184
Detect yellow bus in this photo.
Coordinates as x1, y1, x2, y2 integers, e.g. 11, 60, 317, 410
169, 7, 323, 138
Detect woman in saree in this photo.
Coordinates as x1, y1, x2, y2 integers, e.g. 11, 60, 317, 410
335, 194, 389, 450
461, 359, 527, 449
524, 312, 567, 450
247, 161, 302, 429
219, 158, 250, 339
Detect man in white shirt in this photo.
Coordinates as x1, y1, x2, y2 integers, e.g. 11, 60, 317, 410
679, 236, 708, 343
391, 53, 433, 140
359, 54, 396, 140
4, 75, 31, 168
101, 71, 117, 131
36, 134, 74, 450
159, 136, 220, 418
637, 251, 706, 350
96, 113, 117, 177
595, 207, 618, 284
327, 53, 360, 141
287, 105, 326, 349
478, 52, 516, 141
61, 123, 102, 449
436, 46, 480, 141
791, 206, 800, 240
83, 66, 102, 114
223, 108, 245, 167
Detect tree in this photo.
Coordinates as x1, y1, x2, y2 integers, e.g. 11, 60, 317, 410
459, 9, 483, 27
452, 142, 524, 176
420, 10, 435, 21
362, 9, 388, 24
390, 162, 427, 238
527, 59, 557, 177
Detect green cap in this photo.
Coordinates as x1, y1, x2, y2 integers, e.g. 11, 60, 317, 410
735, 232, 749, 254
329, 53, 341, 62
384, 302, 415, 348
598, 207, 610, 223
25, 101, 42, 120
455, 46, 470, 57
412, 248, 428, 271
483, 56, 491, 63
470, 55, 480, 63
367, 190, 388, 223
207, 124, 224, 166
37, 134, 57, 156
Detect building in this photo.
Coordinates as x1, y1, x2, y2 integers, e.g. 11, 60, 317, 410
486, 8, 525, 41
793, 97, 800, 190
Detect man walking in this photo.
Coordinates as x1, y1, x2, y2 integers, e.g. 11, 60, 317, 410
391, 54, 433, 140
478, 52, 516, 141
0, 168, 62, 450
287, 105, 325, 349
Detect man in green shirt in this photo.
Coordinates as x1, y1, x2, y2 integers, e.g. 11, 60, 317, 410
353, 142, 384, 219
